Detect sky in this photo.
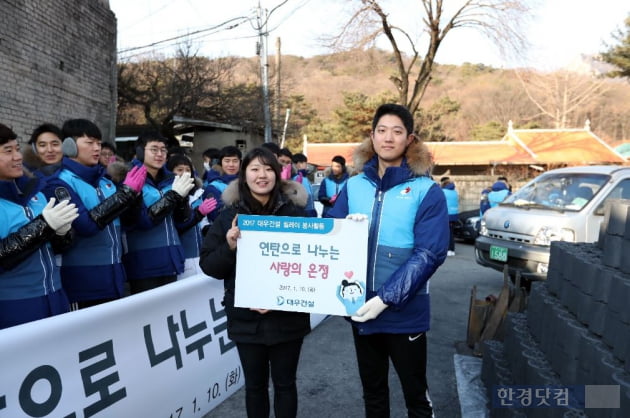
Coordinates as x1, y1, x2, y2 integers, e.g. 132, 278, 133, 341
109, 0, 628, 70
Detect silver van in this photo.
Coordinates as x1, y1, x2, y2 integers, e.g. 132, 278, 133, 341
475, 165, 630, 281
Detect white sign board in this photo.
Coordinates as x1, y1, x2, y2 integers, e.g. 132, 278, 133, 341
0, 276, 242, 418
235, 215, 368, 316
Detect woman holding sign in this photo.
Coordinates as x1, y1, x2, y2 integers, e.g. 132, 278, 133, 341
199, 147, 310, 418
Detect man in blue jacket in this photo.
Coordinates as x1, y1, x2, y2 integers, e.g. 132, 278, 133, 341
318, 155, 348, 217
440, 177, 459, 256
122, 131, 194, 294
328, 103, 449, 417
42, 119, 147, 308
0, 123, 78, 328
201, 145, 241, 224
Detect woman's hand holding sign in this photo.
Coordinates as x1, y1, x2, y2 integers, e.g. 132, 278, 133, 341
226, 215, 240, 250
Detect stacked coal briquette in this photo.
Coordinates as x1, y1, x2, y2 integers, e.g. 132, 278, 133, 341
481, 199, 630, 418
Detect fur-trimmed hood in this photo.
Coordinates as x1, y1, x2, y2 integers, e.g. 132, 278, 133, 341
222, 178, 308, 208
352, 136, 433, 176
106, 160, 130, 184
21, 146, 45, 171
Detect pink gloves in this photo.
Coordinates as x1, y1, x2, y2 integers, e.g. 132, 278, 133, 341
295, 172, 304, 184
197, 197, 218, 216
281, 164, 292, 181
123, 165, 147, 193
330, 194, 338, 204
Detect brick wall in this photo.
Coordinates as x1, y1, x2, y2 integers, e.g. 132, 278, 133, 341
0, 0, 116, 141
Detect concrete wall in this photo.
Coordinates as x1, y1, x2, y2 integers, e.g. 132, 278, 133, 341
0, 0, 116, 142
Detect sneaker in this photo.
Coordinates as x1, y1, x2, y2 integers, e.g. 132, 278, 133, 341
447, 250, 455, 256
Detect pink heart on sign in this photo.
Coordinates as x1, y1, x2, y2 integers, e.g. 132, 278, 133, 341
344, 271, 353, 279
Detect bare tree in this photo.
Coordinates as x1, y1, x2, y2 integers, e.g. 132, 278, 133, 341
325, 0, 531, 115
515, 69, 610, 128
117, 45, 237, 139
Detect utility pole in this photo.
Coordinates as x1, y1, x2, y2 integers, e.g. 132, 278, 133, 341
257, 2, 272, 143
275, 37, 282, 135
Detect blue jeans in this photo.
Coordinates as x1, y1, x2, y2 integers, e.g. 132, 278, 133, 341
236, 338, 304, 418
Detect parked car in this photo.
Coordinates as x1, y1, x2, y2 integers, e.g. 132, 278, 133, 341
475, 165, 630, 281
453, 209, 480, 243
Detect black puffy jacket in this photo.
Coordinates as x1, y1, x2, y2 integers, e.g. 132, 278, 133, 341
199, 179, 310, 345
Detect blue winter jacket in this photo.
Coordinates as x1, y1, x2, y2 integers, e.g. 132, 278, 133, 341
442, 182, 459, 222
43, 158, 126, 302
0, 175, 69, 327
318, 171, 348, 216
177, 189, 204, 259
327, 142, 449, 335
202, 173, 238, 222
293, 170, 317, 217
122, 162, 186, 280
488, 181, 510, 208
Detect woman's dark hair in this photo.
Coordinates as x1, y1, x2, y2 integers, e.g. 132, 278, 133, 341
238, 147, 282, 214
29, 123, 62, 145
166, 153, 193, 173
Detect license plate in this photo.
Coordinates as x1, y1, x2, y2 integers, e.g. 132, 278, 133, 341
489, 245, 508, 262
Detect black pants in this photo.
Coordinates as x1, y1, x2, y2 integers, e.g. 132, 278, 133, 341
448, 221, 456, 251
352, 326, 433, 418
236, 338, 304, 418
128, 275, 176, 294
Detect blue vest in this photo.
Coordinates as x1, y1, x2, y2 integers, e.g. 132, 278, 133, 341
442, 188, 459, 220
0, 192, 60, 300
57, 169, 122, 267
347, 174, 434, 293
209, 179, 229, 193
489, 189, 509, 208
123, 181, 185, 279
322, 176, 347, 199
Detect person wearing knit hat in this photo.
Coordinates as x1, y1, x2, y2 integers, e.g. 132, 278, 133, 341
318, 154, 348, 217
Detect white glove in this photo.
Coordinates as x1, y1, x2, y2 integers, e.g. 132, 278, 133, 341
346, 213, 368, 222
171, 172, 195, 197
351, 296, 388, 322
41, 198, 79, 235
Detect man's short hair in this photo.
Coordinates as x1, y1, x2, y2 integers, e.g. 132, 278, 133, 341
292, 153, 307, 164
29, 123, 62, 145
261, 142, 281, 156
278, 147, 293, 160
371, 103, 414, 135
219, 145, 242, 161
62, 119, 102, 140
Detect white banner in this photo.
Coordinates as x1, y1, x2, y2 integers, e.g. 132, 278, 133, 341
0, 276, 243, 418
235, 215, 368, 316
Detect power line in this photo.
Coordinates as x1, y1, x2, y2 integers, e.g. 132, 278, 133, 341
117, 16, 251, 55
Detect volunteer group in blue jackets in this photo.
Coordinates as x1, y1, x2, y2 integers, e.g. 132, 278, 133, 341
1, 104, 450, 418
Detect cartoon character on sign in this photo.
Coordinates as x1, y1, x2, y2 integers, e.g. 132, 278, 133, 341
336, 271, 366, 315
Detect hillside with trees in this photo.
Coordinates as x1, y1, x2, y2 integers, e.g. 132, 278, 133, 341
117, 2, 630, 154
117, 49, 630, 151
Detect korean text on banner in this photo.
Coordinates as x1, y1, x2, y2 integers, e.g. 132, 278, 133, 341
235, 215, 368, 316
